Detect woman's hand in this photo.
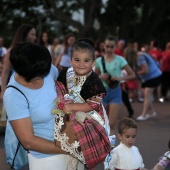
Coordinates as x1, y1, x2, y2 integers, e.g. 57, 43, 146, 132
99, 73, 110, 81
110, 76, 120, 81
10, 118, 66, 154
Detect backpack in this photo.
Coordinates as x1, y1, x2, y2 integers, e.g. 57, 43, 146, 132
4, 85, 29, 170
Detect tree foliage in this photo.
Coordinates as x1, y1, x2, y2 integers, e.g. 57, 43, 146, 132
0, 0, 170, 48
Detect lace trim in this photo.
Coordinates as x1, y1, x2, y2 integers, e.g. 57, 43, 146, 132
66, 156, 79, 170
54, 114, 86, 164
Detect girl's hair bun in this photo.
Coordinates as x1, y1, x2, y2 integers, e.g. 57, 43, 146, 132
74, 38, 94, 48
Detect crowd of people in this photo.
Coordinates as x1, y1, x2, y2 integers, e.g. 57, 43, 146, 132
0, 23, 170, 170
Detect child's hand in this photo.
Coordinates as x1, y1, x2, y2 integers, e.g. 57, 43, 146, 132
63, 103, 74, 113
157, 151, 170, 168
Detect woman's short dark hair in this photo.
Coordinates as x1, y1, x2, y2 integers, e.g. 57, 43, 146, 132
10, 42, 51, 82
71, 38, 95, 61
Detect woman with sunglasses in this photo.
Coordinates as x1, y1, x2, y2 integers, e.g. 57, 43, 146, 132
95, 35, 135, 145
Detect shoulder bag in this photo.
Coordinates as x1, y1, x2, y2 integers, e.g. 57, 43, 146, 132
101, 57, 119, 88
4, 85, 29, 170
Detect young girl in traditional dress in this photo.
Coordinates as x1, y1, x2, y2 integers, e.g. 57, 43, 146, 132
53, 39, 111, 170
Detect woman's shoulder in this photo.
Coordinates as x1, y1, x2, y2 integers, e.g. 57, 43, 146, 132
96, 56, 102, 61
114, 55, 127, 66
115, 55, 126, 61
49, 65, 58, 79
95, 57, 103, 66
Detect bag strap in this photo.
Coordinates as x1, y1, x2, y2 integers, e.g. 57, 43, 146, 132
11, 142, 21, 169
7, 85, 29, 108
6, 85, 29, 169
101, 57, 108, 73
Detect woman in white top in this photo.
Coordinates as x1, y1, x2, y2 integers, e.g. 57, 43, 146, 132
55, 33, 76, 70
39, 32, 55, 64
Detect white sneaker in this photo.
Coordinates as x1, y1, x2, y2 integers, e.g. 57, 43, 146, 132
159, 98, 164, 103
138, 98, 144, 102
146, 112, 157, 118
136, 115, 148, 121
129, 98, 133, 103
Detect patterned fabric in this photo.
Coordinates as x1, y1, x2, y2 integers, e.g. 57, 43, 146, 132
57, 68, 106, 101
72, 118, 111, 169
115, 169, 140, 170
55, 80, 111, 169
56, 80, 68, 96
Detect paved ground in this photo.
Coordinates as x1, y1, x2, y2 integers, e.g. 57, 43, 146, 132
0, 100, 170, 170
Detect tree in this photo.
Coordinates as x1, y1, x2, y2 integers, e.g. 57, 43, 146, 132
47, 0, 103, 39
0, 0, 170, 47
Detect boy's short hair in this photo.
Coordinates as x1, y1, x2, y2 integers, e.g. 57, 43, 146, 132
10, 42, 51, 82
118, 117, 137, 134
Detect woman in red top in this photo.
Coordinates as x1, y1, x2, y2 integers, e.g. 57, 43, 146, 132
160, 42, 170, 101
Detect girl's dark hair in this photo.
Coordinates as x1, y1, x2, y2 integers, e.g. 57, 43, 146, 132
39, 32, 51, 45
124, 47, 137, 70
118, 117, 137, 134
105, 35, 116, 42
168, 140, 170, 149
71, 38, 95, 61
10, 42, 51, 82
63, 33, 75, 54
10, 24, 35, 48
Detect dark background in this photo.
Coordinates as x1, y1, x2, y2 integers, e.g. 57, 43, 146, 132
0, 0, 170, 49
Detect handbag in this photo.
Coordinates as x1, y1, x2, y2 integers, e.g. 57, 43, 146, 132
101, 57, 119, 88
4, 85, 29, 170
53, 81, 111, 169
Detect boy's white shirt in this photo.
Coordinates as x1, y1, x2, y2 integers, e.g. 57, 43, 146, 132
108, 142, 145, 170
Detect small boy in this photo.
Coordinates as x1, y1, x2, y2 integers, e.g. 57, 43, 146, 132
106, 117, 146, 170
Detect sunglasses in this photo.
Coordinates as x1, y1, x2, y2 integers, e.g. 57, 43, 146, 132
106, 45, 114, 48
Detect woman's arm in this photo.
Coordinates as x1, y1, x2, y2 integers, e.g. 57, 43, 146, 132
137, 63, 148, 75
95, 67, 109, 81
152, 164, 164, 170
1, 50, 12, 99
111, 64, 135, 82
54, 46, 63, 67
50, 45, 55, 65
10, 117, 66, 154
